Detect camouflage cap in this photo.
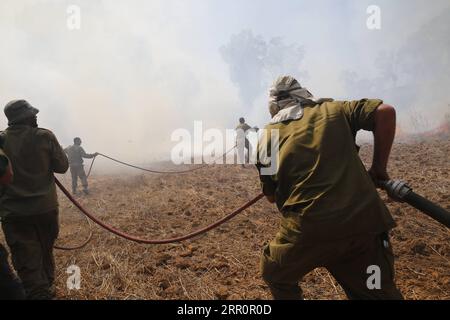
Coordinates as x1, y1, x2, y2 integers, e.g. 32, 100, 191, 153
4, 100, 39, 125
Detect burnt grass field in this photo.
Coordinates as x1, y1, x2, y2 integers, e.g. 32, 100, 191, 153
16, 139, 450, 299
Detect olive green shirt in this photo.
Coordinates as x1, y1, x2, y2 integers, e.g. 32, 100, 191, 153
236, 123, 252, 132
0, 125, 69, 218
64, 145, 95, 167
257, 99, 396, 243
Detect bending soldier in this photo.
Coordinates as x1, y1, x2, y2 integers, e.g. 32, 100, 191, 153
257, 76, 403, 300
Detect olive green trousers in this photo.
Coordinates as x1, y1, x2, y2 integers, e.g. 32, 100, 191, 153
2, 210, 59, 300
261, 231, 403, 300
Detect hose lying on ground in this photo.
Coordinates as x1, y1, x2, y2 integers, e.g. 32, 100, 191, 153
56, 178, 264, 244
57, 167, 449, 249
54, 146, 242, 249
54, 215, 93, 250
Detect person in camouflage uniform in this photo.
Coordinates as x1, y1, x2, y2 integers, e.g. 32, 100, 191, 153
0, 100, 68, 300
257, 76, 403, 300
0, 148, 25, 300
64, 137, 98, 195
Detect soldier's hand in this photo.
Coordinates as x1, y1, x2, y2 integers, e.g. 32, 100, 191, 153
94, 152, 99, 157
265, 194, 276, 204
368, 167, 399, 202
368, 166, 389, 188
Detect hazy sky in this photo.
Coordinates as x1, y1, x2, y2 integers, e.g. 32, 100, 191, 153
1, 0, 449, 160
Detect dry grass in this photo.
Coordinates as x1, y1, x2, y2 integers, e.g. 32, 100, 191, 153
2, 139, 449, 300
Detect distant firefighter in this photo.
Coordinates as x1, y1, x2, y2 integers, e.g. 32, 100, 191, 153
0, 99, 68, 300
235, 117, 258, 167
257, 75, 403, 300
64, 137, 98, 195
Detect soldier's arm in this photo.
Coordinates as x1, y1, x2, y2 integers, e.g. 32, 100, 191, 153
342, 99, 383, 133
48, 133, 69, 174
369, 104, 396, 185
342, 99, 396, 185
265, 194, 276, 203
80, 147, 96, 159
256, 128, 277, 203
261, 178, 276, 203
256, 164, 277, 203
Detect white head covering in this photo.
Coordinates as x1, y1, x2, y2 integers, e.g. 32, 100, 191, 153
268, 75, 333, 124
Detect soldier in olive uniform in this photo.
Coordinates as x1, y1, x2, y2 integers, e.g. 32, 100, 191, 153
235, 117, 258, 167
0, 148, 25, 300
257, 76, 403, 300
0, 100, 69, 300
64, 137, 98, 195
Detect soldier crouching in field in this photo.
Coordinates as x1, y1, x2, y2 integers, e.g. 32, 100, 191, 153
257, 76, 403, 300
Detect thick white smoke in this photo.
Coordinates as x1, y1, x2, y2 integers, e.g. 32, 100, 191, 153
0, 0, 448, 164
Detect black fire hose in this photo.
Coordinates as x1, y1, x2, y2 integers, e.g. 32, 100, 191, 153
382, 180, 450, 228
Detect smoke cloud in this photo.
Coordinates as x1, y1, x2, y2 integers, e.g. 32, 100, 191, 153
0, 0, 448, 164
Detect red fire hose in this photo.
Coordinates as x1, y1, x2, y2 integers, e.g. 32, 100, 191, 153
54, 215, 93, 250
56, 178, 263, 245
55, 146, 251, 249
87, 147, 236, 177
